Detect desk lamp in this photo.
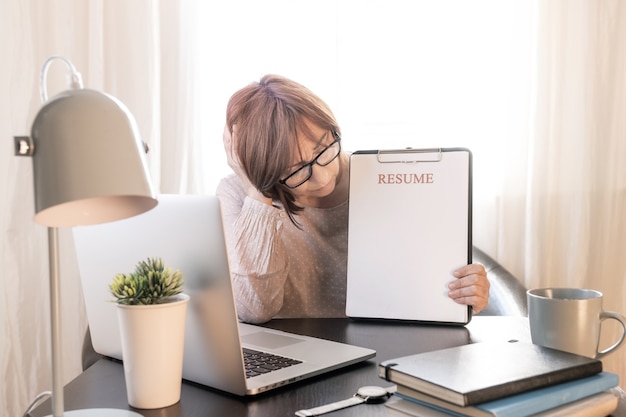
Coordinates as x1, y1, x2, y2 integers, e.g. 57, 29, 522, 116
15, 56, 158, 417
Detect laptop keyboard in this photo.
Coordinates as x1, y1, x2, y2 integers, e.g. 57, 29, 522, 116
243, 347, 303, 378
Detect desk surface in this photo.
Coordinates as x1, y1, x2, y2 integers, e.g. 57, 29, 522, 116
30, 316, 626, 417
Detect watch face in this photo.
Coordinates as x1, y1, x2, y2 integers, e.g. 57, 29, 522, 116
357, 386, 389, 402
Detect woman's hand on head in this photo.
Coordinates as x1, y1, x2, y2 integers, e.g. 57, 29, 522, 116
447, 263, 490, 314
223, 125, 246, 179
223, 125, 272, 205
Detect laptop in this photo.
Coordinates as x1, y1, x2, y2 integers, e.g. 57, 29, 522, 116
72, 194, 375, 396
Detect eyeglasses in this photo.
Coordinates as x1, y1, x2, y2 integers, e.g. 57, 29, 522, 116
279, 131, 342, 189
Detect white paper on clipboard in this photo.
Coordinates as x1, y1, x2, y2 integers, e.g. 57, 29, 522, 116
345, 147, 472, 324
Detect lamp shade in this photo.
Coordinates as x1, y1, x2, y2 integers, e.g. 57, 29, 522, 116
30, 88, 157, 227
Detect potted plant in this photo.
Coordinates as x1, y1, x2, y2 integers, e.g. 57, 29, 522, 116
110, 257, 189, 409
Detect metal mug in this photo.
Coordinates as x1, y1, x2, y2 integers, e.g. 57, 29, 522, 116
527, 288, 626, 359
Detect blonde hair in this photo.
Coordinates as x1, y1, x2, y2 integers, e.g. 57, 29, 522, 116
226, 74, 340, 223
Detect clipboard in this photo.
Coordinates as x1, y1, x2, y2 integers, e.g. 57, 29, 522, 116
345, 147, 472, 324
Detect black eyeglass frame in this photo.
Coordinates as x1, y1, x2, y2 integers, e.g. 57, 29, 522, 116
278, 131, 342, 189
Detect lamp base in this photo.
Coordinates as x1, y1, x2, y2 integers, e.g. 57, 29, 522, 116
44, 409, 143, 417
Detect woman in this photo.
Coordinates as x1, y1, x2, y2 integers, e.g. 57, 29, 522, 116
217, 74, 490, 324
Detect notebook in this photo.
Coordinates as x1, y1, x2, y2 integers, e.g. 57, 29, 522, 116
346, 148, 472, 324
378, 341, 602, 406
72, 194, 375, 396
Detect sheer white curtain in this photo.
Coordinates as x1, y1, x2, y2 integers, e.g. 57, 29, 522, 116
1, 1, 195, 415
497, 0, 626, 389
2, 0, 626, 416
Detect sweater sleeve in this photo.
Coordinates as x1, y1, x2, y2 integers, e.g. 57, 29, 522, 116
216, 175, 289, 323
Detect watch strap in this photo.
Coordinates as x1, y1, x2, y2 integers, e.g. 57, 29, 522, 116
295, 395, 365, 416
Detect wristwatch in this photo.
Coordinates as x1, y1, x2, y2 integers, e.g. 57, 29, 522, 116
295, 385, 395, 416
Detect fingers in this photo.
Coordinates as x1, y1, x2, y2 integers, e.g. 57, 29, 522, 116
222, 125, 271, 203
223, 124, 232, 144
452, 263, 486, 279
448, 263, 490, 314
223, 125, 237, 166
223, 125, 246, 178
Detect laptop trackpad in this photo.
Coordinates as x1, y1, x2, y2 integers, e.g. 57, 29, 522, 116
241, 331, 305, 349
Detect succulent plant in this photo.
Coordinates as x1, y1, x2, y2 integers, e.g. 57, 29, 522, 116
109, 257, 184, 305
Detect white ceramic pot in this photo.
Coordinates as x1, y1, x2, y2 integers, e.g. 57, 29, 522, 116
116, 293, 189, 409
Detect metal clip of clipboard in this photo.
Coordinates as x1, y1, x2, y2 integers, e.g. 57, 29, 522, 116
376, 148, 443, 164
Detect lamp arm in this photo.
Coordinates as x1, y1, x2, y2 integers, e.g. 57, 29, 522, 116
40, 56, 84, 103
48, 227, 64, 417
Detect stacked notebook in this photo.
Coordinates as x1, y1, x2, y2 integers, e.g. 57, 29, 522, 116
379, 341, 620, 417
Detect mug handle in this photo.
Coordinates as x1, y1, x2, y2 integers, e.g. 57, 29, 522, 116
597, 311, 626, 359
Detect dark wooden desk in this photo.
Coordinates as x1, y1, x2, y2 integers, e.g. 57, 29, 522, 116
30, 317, 626, 417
